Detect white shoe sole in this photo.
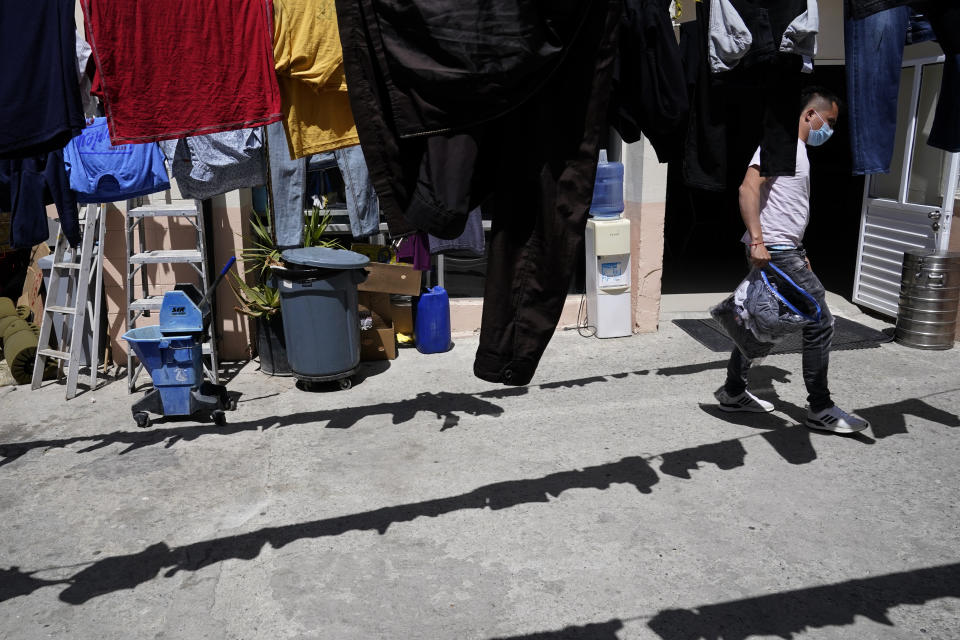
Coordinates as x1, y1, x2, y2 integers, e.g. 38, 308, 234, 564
714, 391, 774, 413
717, 402, 773, 413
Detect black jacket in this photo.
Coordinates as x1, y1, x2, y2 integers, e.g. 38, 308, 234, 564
609, 0, 689, 162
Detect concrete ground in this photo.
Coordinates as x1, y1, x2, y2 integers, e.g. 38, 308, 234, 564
1, 295, 959, 639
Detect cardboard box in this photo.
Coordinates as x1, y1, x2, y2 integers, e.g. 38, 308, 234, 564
351, 243, 397, 264
17, 243, 51, 322
390, 297, 414, 336
358, 292, 397, 360
358, 262, 422, 296
360, 324, 396, 361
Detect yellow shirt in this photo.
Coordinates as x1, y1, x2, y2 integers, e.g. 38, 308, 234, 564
273, 0, 359, 159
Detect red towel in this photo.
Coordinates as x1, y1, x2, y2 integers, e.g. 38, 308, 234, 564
81, 0, 281, 145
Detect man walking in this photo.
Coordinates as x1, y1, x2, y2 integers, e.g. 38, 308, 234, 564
714, 86, 870, 434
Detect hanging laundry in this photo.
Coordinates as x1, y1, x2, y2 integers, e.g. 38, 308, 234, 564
0, 0, 84, 159
428, 208, 485, 257
845, 3, 960, 173
308, 148, 381, 238
63, 118, 169, 204
80, 0, 281, 145
273, 0, 360, 159
0, 152, 80, 249
159, 129, 265, 201
708, 0, 753, 73
609, 0, 690, 162
845, 0, 909, 20
708, 0, 818, 74
336, 0, 622, 385
75, 32, 99, 118
680, 0, 809, 191
266, 121, 379, 247
396, 233, 431, 271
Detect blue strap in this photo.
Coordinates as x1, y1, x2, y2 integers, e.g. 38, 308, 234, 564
759, 263, 822, 323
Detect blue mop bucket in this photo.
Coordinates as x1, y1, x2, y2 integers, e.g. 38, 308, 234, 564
123, 326, 203, 415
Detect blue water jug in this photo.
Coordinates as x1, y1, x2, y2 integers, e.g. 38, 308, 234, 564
415, 286, 452, 354
589, 149, 624, 218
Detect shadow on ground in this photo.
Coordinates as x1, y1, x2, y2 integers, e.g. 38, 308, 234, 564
1, 386, 955, 606
0, 362, 731, 466
2, 358, 957, 607
484, 562, 960, 640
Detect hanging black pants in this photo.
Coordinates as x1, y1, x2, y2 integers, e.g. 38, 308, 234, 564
337, 0, 622, 385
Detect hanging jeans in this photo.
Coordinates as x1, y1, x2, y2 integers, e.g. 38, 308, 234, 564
267, 120, 380, 248
723, 247, 835, 412
845, 5, 960, 174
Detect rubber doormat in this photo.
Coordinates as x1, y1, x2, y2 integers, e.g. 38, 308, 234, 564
673, 316, 895, 354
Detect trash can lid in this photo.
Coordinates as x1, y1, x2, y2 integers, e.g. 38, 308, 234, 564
281, 247, 370, 269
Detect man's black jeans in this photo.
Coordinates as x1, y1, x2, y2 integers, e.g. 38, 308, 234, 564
724, 247, 836, 412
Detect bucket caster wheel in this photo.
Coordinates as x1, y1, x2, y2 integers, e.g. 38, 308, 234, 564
218, 388, 237, 411
133, 412, 150, 429
338, 377, 352, 390
212, 409, 227, 426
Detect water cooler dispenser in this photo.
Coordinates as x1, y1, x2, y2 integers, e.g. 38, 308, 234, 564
585, 150, 631, 338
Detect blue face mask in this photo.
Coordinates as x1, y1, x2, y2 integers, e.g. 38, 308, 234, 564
807, 111, 833, 147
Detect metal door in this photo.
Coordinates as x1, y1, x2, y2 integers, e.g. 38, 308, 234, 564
853, 56, 960, 317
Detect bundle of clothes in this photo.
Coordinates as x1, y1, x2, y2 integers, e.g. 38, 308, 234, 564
711, 264, 822, 360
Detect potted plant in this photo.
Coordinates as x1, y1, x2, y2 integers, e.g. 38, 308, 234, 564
231, 197, 341, 375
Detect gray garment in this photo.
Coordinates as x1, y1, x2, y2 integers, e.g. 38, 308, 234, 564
779, 0, 819, 58
428, 206, 485, 256
160, 128, 266, 201
708, 0, 818, 73
267, 120, 380, 247
708, 0, 752, 73
75, 31, 98, 117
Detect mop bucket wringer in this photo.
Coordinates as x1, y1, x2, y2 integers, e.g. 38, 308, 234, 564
122, 258, 237, 427
123, 325, 203, 415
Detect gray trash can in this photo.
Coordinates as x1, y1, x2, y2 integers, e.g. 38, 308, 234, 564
895, 250, 960, 350
274, 247, 369, 387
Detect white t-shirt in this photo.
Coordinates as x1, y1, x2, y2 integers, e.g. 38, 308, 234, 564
741, 140, 810, 247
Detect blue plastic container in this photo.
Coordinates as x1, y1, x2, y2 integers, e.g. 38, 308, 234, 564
415, 286, 452, 354
589, 149, 624, 218
123, 326, 203, 415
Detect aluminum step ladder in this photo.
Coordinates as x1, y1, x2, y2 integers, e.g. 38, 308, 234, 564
124, 199, 220, 392
31, 203, 105, 399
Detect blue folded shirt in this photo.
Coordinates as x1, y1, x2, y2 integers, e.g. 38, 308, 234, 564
63, 118, 170, 203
